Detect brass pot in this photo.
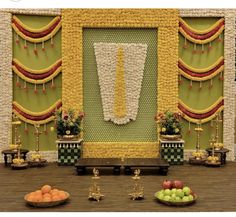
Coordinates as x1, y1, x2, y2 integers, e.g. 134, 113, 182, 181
160, 134, 181, 141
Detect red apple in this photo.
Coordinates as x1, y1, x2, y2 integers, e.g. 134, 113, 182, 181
162, 180, 172, 189
172, 180, 184, 189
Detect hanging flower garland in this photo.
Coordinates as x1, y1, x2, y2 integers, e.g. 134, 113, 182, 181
94, 43, 147, 125
12, 99, 62, 125
179, 17, 224, 45
178, 97, 224, 124
12, 15, 61, 43
178, 56, 224, 82
12, 58, 62, 86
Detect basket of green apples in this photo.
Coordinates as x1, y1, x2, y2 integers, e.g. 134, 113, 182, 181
154, 180, 197, 206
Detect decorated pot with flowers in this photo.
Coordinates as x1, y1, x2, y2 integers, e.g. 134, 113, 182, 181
155, 111, 183, 140
55, 108, 85, 140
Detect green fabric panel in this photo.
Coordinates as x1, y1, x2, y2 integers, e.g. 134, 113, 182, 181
179, 18, 223, 149
83, 28, 157, 142
13, 15, 61, 151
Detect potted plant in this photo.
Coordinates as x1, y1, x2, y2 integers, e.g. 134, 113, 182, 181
55, 108, 85, 140
155, 111, 183, 140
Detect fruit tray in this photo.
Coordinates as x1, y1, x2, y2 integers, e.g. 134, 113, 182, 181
24, 192, 70, 208
155, 192, 197, 207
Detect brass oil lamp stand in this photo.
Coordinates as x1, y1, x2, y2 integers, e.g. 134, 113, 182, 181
189, 120, 206, 165
28, 124, 47, 167
129, 169, 144, 200
88, 168, 104, 202
206, 113, 222, 166
11, 114, 28, 169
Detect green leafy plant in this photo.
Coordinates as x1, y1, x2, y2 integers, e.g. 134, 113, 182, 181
55, 108, 85, 136
155, 111, 183, 135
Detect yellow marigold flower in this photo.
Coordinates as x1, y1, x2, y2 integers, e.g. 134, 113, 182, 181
161, 127, 166, 132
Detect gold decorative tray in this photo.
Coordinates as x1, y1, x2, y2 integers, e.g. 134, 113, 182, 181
24, 192, 70, 208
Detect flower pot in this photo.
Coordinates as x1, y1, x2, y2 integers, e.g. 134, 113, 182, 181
160, 134, 181, 141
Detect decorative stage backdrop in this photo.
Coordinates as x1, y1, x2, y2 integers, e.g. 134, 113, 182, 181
0, 9, 235, 161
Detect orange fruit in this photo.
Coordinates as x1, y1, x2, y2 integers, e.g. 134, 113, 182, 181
35, 190, 42, 195
26, 194, 35, 202
41, 185, 52, 194
43, 193, 51, 198
58, 191, 67, 200
42, 196, 52, 202
34, 194, 43, 202
51, 195, 61, 202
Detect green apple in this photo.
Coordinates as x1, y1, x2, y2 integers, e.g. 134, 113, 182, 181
171, 188, 177, 194
170, 193, 176, 201
163, 195, 171, 201
183, 186, 191, 196
182, 196, 190, 202
164, 189, 171, 196
176, 189, 184, 198
157, 192, 165, 200
175, 196, 181, 202
188, 195, 194, 201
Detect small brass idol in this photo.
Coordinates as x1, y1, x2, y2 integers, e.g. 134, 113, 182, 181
88, 168, 104, 202
129, 169, 144, 200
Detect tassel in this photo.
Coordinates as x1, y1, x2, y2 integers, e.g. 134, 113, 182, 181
209, 78, 213, 88
219, 72, 224, 81
188, 122, 191, 134
201, 44, 204, 54
44, 124, 48, 135
218, 34, 222, 43
199, 81, 202, 90
24, 122, 28, 134
51, 78, 55, 89
34, 43, 38, 55
42, 83, 46, 94
210, 120, 214, 128
23, 40, 28, 49
23, 81, 28, 92
192, 43, 197, 54
34, 83, 38, 94
16, 75, 21, 87
51, 37, 54, 48
15, 34, 20, 44
189, 80, 193, 89
183, 37, 188, 49
208, 42, 212, 51
178, 74, 182, 85
42, 41, 45, 52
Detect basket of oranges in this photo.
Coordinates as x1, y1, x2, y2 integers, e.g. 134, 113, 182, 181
24, 185, 70, 207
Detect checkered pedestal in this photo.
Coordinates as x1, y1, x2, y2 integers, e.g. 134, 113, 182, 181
160, 139, 185, 165
56, 139, 83, 166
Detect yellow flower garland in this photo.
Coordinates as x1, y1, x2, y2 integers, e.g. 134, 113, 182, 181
12, 17, 62, 43
180, 108, 224, 124
179, 96, 224, 114
179, 56, 224, 73
12, 64, 62, 84
113, 47, 127, 118
179, 18, 224, 34
179, 25, 224, 44
12, 15, 61, 33
13, 99, 62, 116
13, 58, 62, 74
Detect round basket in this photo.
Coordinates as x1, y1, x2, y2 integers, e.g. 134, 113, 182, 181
24, 192, 70, 208
155, 192, 197, 207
